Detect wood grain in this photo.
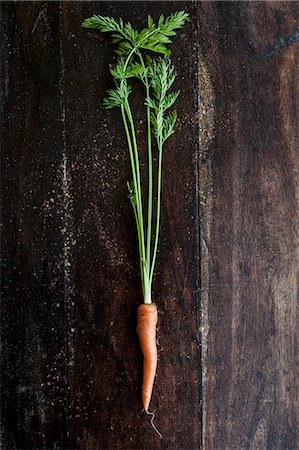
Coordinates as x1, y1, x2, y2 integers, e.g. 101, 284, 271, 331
60, 2, 199, 448
1, 2, 68, 448
1, 1, 299, 449
198, 2, 299, 449
1, 1, 200, 449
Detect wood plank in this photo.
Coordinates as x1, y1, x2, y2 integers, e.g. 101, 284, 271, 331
60, 1, 200, 448
1, 2, 68, 448
3, 1, 298, 448
198, 2, 299, 449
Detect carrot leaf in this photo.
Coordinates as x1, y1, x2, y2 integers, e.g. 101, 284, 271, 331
83, 10, 189, 303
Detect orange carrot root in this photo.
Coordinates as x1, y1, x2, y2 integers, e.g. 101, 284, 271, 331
137, 303, 158, 412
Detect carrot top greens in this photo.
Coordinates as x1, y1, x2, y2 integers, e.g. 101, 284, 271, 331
82, 11, 189, 304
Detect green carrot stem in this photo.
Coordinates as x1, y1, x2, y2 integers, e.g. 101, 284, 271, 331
121, 104, 146, 294
145, 92, 153, 271
138, 53, 153, 275
121, 105, 138, 197
125, 100, 146, 267
149, 141, 163, 285
131, 200, 145, 295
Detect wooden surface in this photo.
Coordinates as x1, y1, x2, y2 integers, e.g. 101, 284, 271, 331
198, 3, 299, 449
1, 1, 298, 449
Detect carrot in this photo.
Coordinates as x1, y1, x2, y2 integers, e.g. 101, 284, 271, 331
82, 11, 189, 415
137, 303, 158, 412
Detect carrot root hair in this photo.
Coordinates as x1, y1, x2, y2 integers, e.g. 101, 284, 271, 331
145, 409, 162, 439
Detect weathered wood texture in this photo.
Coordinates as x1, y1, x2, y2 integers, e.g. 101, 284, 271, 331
1, 3, 68, 448
198, 2, 299, 449
1, 2, 199, 449
60, 2, 199, 449
1, 1, 299, 449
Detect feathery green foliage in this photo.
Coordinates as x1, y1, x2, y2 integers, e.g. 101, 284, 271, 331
82, 11, 189, 303
103, 80, 132, 109
82, 11, 189, 56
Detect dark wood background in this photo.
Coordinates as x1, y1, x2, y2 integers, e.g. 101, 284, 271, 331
1, 1, 298, 449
